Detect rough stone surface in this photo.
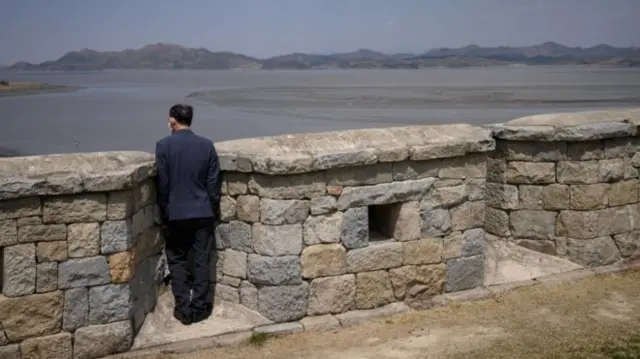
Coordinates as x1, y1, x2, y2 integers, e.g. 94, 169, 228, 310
299, 315, 341, 331
36, 262, 58, 293
341, 207, 369, 249
0, 197, 41, 220
557, 161, 600, 184
20, 332, 73, 359
308, 275, 356, 315
215, 221, 252, 252
258, 283, 309, 322
0, 291, 63, 342
17, 224, 67, 243
221, 249, 247, 279
387, 201, 422, 241
36, 241, 68, 262
303, 212, 343, 245
301, 243, 347, 278
0, 345, 20, 359
421, 208, 451, 236
236, 195, 260, 222
505, 162, 555, 184
42, 194, 107, 224
336, 178, 436, 210
58, 256, 111, 289
101, 220, 134, 254
0, 220, 17, 246
247, 254, 301, 285
89, 284, 133, 324
510, 210, 556, 240
389, 264, 446, 300
450, 201, 485, 231
402, 238, 443, 265
63, 287, 89, 331
108, 250, 136, 283
445, 255, 484, 292
613, 231, 640, 258
73, 321, 133, 359
309, 196, 337, 215
239, 281, 258, 311
260, 199, 310, 225
347, 242, 403, 273
355, 270, 395, 309
252, 223, 303, 256
564, 237, 622, 267
67, 222, 100, 258
2, 243, 36, 296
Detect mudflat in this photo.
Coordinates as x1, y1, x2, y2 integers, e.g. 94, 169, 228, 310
0, 81, 77, 97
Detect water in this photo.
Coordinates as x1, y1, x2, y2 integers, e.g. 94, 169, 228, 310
1, 67, 639, 156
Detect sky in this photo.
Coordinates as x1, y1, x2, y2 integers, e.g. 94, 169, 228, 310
1, 0, 639, 65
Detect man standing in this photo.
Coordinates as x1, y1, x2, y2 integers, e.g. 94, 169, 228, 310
155, 104, 221, 325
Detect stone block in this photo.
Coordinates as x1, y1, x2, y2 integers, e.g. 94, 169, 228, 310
219, 196, 236, 221
247, 254, 301, 285
134, 227, 163, 262
341, 207, 369, 249
385, 201, 422, 241
214, 284, 239, 303
485, 183, 518, 210
402, 238, 443, 265
0, 196, 41, 220
108, 250, 136, 283
73, 321, 133, 359
423, 185, 468, 210
309, 196, 337, 215
518, 185, 543, 209
0, 220, 17, 247
134, 180, 156, 208
303, 212, 343, 245
566, 141, 603, 161
236, 195, 260, 222
308, 274, 356, 315
0, 291, 63, 342
3, 243, 36, 296
326, 163, 393, 186
20, 332, 73, 359
556, 210, 600, 239
215, 221, 252, 252
355, 270, 395, 309
421, 208, 451, 236
466, 179, 486, 201
510, 210, 556, 240
221, 249, 247, 279
67, 223, 101, 258
0, 345, 19, 359
17, 224, 67, 243
485, 207, 510, 237
609, 180, 638, 207
516, 239, 558, 255
58, 256, 111, 289
505, 162, 556, 184
486, 157, 507, 183
63, 287, 88, 332
226, 173, 248, 196
258, 283, 309, 322
36, 262, 58, 293
335, 302, 410, 327
239, 281, 258, 311
254, 322, 304, 336
603, 137, 637, 158
497, 141, 566, 162
301, 243, 347, 278
462, 228, 485, 257
564, 237, 621, 267
445, 255, 484, 292
300, 315, 341, 331
248, 173, 326, 199
569, 184, 609, 210
252, 223, 303, 256
541, 184, 570, 210
327, 186, 343, 196
336, 178, 436, 210
599, 158, 625, 182
389, 264, 446, 300
37, 241, 68, 262
100, 220, 134, 254
17, 217, 43, 226
613, 231, 640, 258
260, 198, 310, 225
439, 154, 486, 179
392, 159, 441, 181
556, 161, 599, 184
450, 201, 484, 231
106, 190, 135, 220
42, 194, 107, 224
89, 284, 133, 325
347, 242, 403, 273
443, 232, 463, 259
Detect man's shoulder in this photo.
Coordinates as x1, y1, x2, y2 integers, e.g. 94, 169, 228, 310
155, 135, 171, 149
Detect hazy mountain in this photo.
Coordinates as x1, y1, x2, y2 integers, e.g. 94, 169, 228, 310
6, 42, 640, 71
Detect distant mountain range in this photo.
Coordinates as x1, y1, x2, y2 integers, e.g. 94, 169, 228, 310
4, 42, 640, 71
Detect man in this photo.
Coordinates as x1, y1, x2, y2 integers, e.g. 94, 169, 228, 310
155, 104, 221, 325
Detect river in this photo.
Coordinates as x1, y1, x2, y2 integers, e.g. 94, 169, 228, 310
1, 66, 639, 156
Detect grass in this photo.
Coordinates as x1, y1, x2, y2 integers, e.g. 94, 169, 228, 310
133, 268, 640, 359
247, 332, 271, 347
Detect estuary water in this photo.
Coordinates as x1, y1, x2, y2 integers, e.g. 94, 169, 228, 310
1, 66, 639, 156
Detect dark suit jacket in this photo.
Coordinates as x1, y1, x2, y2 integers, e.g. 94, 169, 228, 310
155, 129, 221, 222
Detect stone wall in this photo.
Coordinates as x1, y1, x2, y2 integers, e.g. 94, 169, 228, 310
485, 109, 640, 266
212, 124, 494, 323
0, 152, 163, 359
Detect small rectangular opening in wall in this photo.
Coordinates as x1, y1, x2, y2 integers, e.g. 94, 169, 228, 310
368, 203, 400, 241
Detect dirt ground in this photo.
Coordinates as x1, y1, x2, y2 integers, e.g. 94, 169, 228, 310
145, 269, 640, 359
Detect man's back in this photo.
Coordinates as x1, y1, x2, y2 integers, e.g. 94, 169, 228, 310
155, 129, 220, 221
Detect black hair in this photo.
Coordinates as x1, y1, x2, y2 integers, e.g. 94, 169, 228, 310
169, 104, 193, 126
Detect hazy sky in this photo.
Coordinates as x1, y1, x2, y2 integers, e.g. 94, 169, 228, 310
1, 0, 639, 64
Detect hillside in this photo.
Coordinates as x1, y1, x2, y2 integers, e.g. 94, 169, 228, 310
5, 42, 640, 71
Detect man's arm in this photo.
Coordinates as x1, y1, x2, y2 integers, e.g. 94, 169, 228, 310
155, 141, 170, 223
207, 143, 222, 218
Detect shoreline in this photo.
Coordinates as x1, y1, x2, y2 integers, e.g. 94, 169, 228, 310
0, 81, 81, 97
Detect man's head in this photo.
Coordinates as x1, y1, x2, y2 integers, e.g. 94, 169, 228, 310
168, 104, 193, 132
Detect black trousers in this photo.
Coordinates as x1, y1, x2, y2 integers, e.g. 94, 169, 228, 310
165, 217, 214, 316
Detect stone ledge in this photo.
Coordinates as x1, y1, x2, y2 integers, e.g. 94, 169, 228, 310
0, 151, 155, 200
215, 124, 495, 175
486, 108, 640, 142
